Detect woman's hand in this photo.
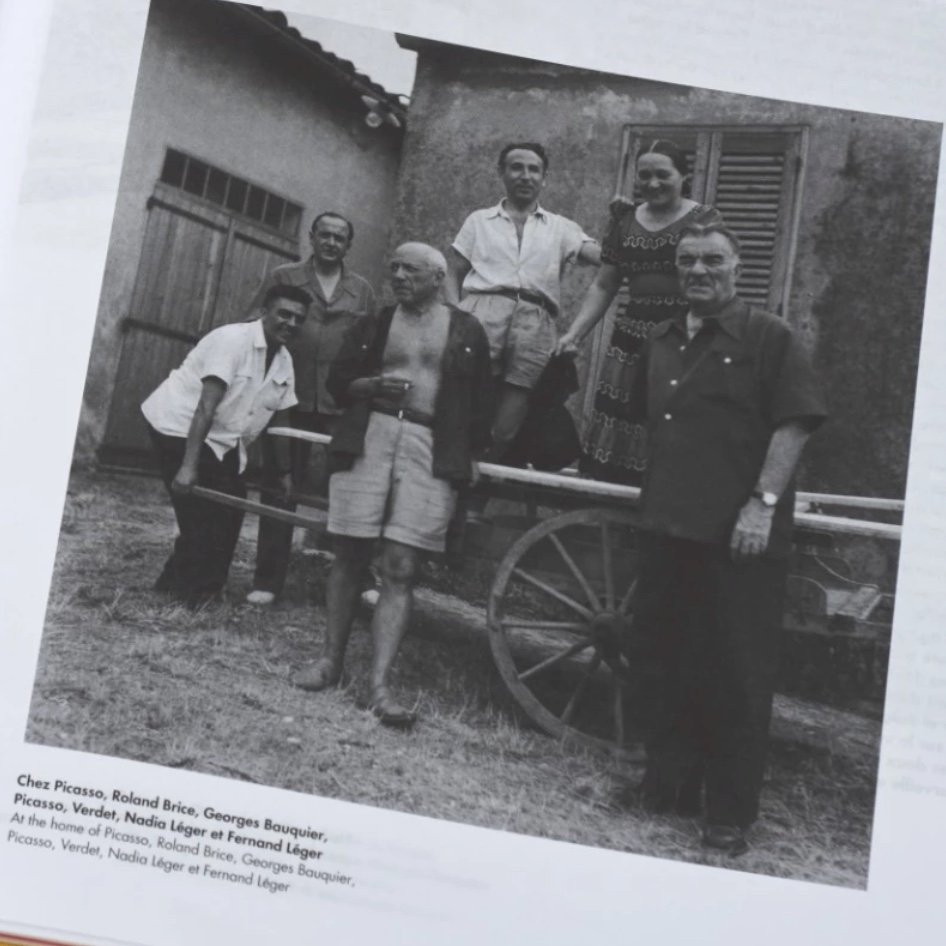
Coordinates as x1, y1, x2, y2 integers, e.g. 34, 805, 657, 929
554, 332, 580, 358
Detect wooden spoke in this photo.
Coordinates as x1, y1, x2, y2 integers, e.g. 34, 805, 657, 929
501, 619, 588, 633
511, 567, 593, 619
560, 652, 603, 724
547, 533, 601, 611
612, 677, 625, 745
618, 578, 637, 615
487, 507, 641, 757
517, 638, 595, 682
601, 521, 615, 609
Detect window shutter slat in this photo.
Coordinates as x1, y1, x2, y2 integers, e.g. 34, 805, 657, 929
713, 147, 787, 307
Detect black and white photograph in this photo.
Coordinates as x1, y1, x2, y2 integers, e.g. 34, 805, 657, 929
23, 0, 939, 890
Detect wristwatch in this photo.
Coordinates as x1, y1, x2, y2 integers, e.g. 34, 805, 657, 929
751, 488, 778, 508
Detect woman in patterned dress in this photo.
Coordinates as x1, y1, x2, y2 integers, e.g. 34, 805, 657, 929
556, 140, 722, 484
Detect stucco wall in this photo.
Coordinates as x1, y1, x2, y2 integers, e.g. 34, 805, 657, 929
76, 0, 401, 462
393, 45, 940, 498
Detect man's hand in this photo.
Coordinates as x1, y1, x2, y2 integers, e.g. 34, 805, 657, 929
171, 464, 198, 494
554, 331, 580, 358
729, 498, 775, 560
609, 194, 635, 216
348, 375, 413, 400
470, 457, 481, 487
376, 375, 412, 400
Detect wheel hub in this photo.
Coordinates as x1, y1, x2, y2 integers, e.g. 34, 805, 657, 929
589, 610, 631, 663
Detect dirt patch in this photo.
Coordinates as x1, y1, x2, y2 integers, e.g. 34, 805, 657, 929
26, 469, 880, 887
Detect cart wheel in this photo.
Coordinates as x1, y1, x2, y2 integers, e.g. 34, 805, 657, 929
487, 507, 642, 758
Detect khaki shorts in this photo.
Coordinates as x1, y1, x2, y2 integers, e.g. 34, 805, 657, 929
328, 412, 458, 553
460, 293, 556, 389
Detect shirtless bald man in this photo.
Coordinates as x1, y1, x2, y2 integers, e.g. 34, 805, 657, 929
291, 242, 492, 725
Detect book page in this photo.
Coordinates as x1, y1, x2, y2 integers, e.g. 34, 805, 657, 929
1, 0, 945, 943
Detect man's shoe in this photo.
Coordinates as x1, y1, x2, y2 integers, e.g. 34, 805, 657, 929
701, 824, 749, 856
369, 686, 416, 729
246, 589, 276, 605
291, 658, 343, 692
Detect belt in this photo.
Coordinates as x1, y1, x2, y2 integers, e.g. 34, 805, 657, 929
480, 287, 553, 312
372, 403, 435, 428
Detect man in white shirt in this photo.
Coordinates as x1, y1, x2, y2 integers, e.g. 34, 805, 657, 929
141, 284, 310, 609
446, 143, 600, 461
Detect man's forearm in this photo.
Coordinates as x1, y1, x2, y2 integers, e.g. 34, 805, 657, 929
179, 379, 227, 476
445, 251, 470, 306
756, 421, 813, 498
576, 240, 602, 267
180, 402, 217, 474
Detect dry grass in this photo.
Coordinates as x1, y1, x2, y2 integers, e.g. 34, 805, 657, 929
27, 470, 881, 888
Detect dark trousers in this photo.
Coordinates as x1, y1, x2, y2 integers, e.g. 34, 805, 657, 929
631, 532, 787, 827
252, 409, 335, 594
148, 425, 246, 606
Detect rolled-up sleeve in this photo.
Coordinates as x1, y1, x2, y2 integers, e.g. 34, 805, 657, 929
766, 330, 828, 432
451, 213, 477, 263
196, 331, 241, 388
561, 217, 594, 264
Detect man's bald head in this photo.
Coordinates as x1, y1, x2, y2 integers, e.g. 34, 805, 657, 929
390, 242, 447, 310
393, 242, 447, 276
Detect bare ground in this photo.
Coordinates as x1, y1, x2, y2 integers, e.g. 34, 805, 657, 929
26, 470, 881, 888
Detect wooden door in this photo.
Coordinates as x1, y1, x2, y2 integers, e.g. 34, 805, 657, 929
99, 182, 299, 466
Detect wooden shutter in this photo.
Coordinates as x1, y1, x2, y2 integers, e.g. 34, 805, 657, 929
707, 132, 803, 313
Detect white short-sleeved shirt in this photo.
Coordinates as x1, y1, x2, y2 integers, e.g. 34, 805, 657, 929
451, 200, 595, 311
141, 320, 297, 472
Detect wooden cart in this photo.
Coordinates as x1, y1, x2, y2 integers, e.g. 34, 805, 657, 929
194, 427, 902, 757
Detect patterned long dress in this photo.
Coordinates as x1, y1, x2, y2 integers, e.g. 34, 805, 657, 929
580, 203, 722, 485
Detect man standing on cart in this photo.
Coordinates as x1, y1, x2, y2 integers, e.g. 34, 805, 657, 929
445, 143, 599, 464
291, 242, 492, 727
625, 222, 827, 854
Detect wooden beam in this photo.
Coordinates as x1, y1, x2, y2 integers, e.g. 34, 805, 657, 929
266, 427, 902, 539
796, 493, 903, 513
190, 486, 327, 530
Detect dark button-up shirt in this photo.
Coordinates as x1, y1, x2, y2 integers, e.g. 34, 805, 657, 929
627, 296, 827, 555
247, 258, 376, 415
327, 305, 493, 484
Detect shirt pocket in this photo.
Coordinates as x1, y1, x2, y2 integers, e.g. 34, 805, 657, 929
260, 379, 291, 411
706, 350, 757, 404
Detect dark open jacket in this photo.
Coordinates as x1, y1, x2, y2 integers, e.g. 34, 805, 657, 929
326, 304, 493, 485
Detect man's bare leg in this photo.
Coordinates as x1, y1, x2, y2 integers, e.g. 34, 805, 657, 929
484, 383, 532, 462
369, 539, 420, 725
292, 535, 371, 690
464, 383, 532, 525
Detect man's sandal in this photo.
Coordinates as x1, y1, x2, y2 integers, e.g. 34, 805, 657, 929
290, 658, 344, 692
369, 686, 416, 729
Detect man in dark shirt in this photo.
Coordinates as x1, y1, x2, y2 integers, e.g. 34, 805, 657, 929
245, 212, 376, 605
626, 222, 827, 854
290, 242, 491, 727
